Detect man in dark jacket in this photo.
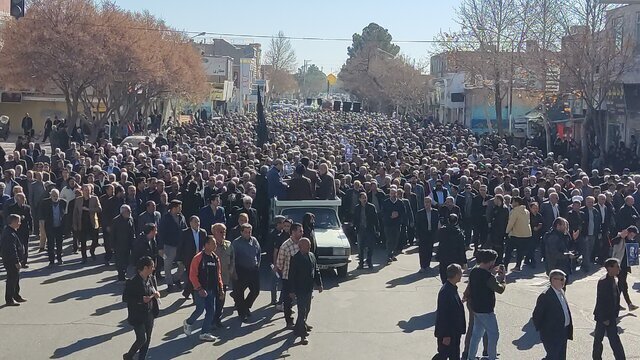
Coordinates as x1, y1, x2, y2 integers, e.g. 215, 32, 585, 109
40, 189, 67, 266
112, 204, 136, 281
7, 193, 33, 267
316, 163, 336, 200
435, 263, 466, 360
617, 195, 639, 231
416, 198, 439, 272
544, 218, 572, 277
158, 200, 187, 292
457, 184, 476, 247
1, 214, 26, 306
199, 194, 225, 235
138, 201, 161, 234
288, 238, 323, 345
177, 216, 207, 299
437, 214, 467, 283
132, 223, 158, 266
532, 269, 573, 360
287, 165, 313, 200
580, 196, 602, 272
592, 258, 626, 360
352, 192, 379, 269
21, 113, 33, 136
382, 187, 405, 264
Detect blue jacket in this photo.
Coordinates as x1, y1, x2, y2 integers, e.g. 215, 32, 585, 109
199, 205, 226, 235
267, 167, 287, 199
158, 212, 187, 249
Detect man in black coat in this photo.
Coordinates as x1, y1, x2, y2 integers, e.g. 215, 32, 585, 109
112, 204, 136, 281
132, 224, 158, 267
616, 195, 639, 231
471, 185, 490, 248
1, 214, 26, 306
435, 263, 465, 360
7, 193, 33, 267
532, 269, 573, 360
352, 192, 379, 269
416, 198, 439, 272
592, 258, 626, 360
288, 238, 323, 345
436, 214, 467, 283
40, 189, 67, 266
235, 196, 260, 241
177, 215, 207, 299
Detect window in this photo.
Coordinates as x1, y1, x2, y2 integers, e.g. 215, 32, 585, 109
636, 12, 640, 51
614, 17, 624, 52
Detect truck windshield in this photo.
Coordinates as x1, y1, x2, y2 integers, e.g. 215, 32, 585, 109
280, 208, 341, 229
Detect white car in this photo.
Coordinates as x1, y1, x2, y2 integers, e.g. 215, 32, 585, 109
272, 198, 351, 277
118, 135, 151, 150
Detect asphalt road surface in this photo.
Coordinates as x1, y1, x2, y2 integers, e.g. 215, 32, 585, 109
0, 234, 639, 360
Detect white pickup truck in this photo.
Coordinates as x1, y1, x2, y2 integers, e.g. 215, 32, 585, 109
271, 198, 351, 277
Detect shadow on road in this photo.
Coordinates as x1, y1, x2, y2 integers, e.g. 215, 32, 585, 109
512, 318, 540, 350
50, 320, 129, 359
50, 282, 123, 303
397, 311, 436, 333
41, 264, 112, 285
386, 271, 424, 289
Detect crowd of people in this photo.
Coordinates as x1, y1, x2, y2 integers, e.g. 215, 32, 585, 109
0, 108, 638, 359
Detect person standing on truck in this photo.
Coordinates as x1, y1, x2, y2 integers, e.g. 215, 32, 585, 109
276, 222, 303, 329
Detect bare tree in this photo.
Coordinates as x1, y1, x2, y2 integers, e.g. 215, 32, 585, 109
265, 31, 297, 72
436, 0, 536, 135
264, 31, 297, 98
558, 0, 632, 167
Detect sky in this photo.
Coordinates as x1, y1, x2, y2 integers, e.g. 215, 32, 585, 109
112, 0, 462, 74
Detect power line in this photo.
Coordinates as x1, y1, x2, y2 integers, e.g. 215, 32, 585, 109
11, 16, 470, 44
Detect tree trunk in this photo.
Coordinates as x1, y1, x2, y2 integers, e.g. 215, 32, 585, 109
581, 111, 591, 170
495, 82, 503, 136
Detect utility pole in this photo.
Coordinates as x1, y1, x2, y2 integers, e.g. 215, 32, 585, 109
303, 59, 311, 98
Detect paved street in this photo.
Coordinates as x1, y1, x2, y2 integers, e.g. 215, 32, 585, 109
1, 237, 639, 360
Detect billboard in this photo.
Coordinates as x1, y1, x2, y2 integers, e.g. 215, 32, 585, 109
239, 58, 254, 96
202, 56, 230, 77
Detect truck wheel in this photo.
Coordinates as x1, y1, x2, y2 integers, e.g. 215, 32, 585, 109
336, 264, 348, 278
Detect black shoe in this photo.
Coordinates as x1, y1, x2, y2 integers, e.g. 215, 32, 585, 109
306, 324, 313, 331
301, 337, 309, 345
173, 281, 183, 290
123, 354, 133, 360
285, 322, 295, 330
246, 309, 252, 317
117, 275, 126, 282
58, 259, 64, 265
392, 257, 398, 261
182, 290, 191, 299
357, 264, 364, 269
14, 297, 27, 303
5, 302, 20, 307
48, 262, 55, 268
367, 262, 373, 269
21, 263, 29, 269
